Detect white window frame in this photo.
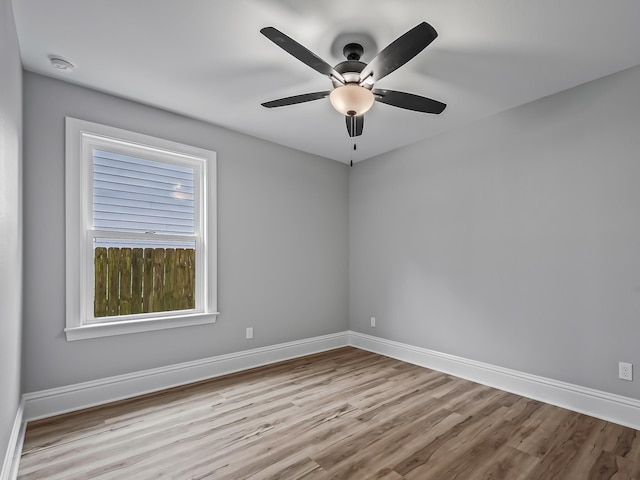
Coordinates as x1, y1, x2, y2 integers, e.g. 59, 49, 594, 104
65, 117, 218, 341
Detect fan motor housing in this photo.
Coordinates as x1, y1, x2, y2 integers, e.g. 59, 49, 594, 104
333, 59, 367, 87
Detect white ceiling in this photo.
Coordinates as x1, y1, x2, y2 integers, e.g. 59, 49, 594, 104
12, 0, 640, 163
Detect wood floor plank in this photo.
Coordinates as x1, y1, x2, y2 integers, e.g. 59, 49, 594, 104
519, 410, 602, 480
396, 405, 512, 479
317, 409, 464, 479
614, 454, 640, 479
17, 347, 640, 480
508, 402, 568, 458
474, 446, 540, 480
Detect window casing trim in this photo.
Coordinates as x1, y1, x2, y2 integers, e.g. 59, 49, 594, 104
65, 117, 218, 341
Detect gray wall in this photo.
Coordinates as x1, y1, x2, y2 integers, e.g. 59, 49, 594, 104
350, 64, 640, 399
22, 72, 349, 392
0, 0, 23, 460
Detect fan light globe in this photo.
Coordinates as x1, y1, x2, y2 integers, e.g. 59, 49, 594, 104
329, 84, 375, 116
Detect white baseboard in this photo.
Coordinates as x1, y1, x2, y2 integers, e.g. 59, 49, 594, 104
20, 329, 640, 432
348, 331, 640, 430
1, 398, 25, 480
23, 331, 349, 421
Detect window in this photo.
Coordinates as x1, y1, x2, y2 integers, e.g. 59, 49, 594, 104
65, 117, 217, 341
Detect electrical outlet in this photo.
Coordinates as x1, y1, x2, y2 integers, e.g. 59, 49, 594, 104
619, 362, 633, 381
246, 327, 254, 340
370, 317, 376, 327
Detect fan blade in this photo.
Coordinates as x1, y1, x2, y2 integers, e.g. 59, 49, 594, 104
345, 115, 364, 137
373, 89, 446, 114
262, 91, 331, 108
359, 22, 437, 83
261, 27, 345, 84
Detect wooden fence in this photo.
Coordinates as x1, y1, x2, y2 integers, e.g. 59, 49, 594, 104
94, 247, 196, 317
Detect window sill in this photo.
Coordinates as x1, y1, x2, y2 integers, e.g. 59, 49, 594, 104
65, 312, 219, 341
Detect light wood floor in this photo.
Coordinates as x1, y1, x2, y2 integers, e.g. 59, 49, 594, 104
18, 347, 640, 479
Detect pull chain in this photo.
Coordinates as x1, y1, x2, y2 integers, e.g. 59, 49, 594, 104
350, 115, 355, 167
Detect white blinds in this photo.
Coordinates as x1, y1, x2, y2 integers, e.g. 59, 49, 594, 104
92, 149, 195, 235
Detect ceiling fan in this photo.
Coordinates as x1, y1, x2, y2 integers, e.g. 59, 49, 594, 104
260, 22, 446, 138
